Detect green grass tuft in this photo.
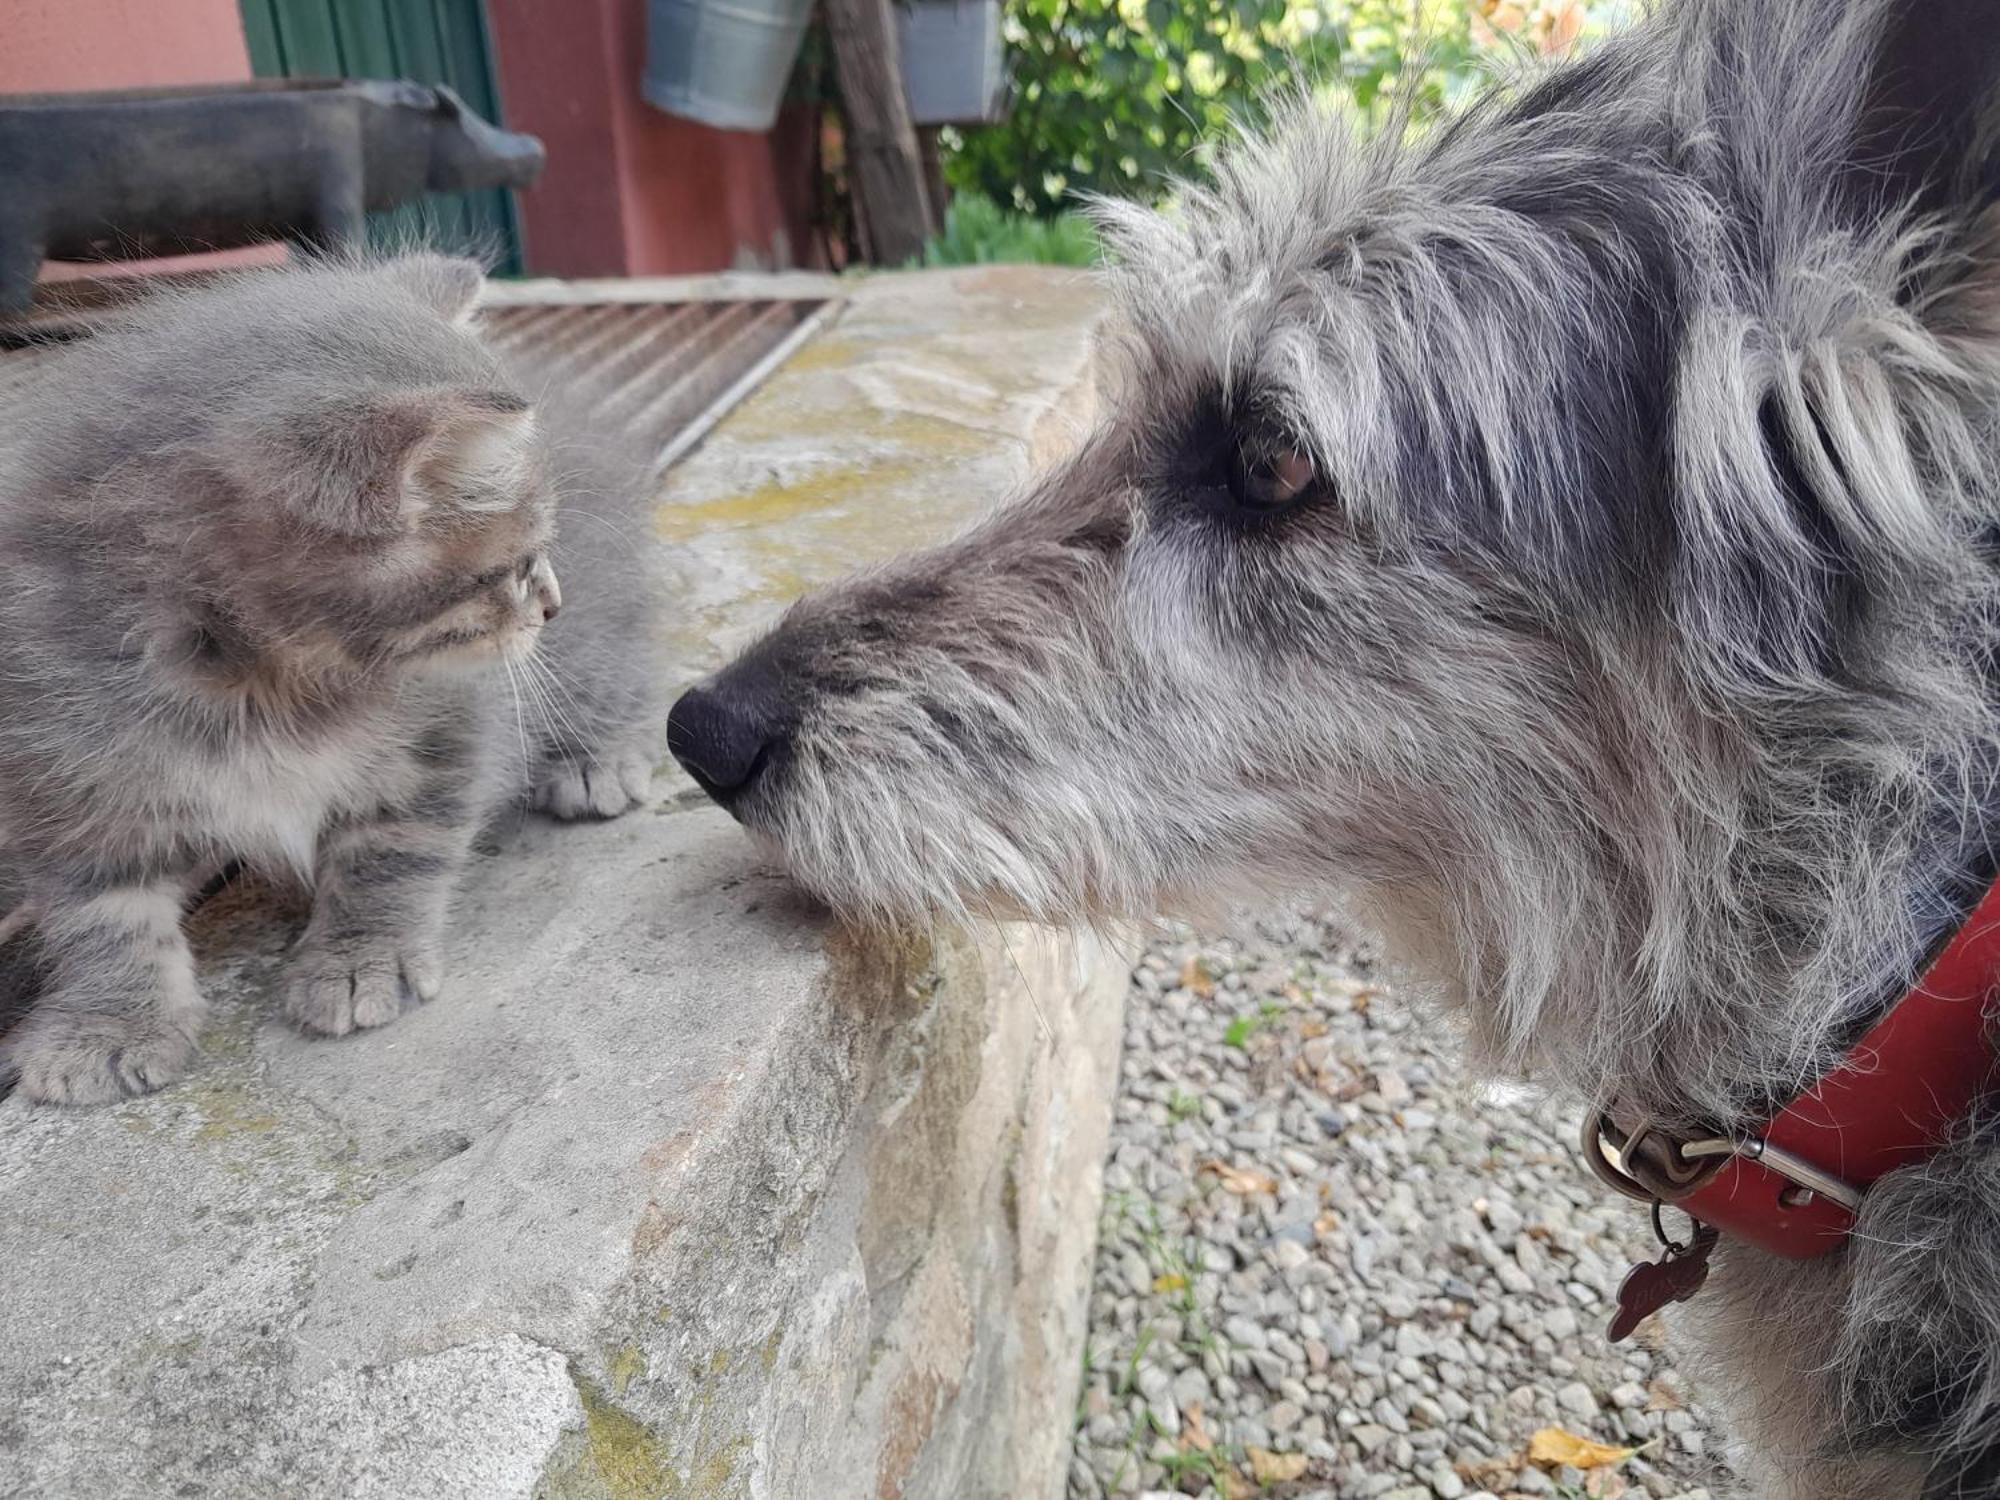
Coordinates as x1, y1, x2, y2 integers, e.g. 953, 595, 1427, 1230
913, 192, 1100, 268
1222, 1001, 1287, 1050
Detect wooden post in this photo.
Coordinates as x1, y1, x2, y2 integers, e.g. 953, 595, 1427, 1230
822, 0, 932, 264
917, 125, 949, 236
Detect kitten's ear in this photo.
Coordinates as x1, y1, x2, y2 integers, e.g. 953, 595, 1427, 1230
281, 387, 534, 535
1845, 0, 2000, 224
387, 254, 486, 325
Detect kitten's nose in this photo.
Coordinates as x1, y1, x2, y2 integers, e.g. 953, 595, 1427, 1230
535, 565, 562, 623
668, 659, 793, 804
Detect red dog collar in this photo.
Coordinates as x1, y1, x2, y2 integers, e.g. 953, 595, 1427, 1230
1588, 874, 2000, 1260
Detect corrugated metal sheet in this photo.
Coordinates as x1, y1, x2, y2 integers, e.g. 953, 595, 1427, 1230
0, 287, 832, 472
479, 298, 833, 472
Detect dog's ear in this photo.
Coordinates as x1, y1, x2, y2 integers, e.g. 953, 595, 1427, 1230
1845, 0, 2000, 225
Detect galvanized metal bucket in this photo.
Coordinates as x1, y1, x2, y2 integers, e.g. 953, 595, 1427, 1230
898, 0, 1007, 125
644, 0, 814, 132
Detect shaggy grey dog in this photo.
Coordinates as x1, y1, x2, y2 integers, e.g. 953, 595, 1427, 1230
668, 1, 2000, 1493
0, 257, 667, 1105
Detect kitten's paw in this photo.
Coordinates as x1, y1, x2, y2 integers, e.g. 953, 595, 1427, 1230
0, 1007, 199, 1105
287, 940, 442, 1038
532, 748, 655, 821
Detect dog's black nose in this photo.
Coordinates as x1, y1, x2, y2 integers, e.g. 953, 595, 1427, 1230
668, 674, 788, 801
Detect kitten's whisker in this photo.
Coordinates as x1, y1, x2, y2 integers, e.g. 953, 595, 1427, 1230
518, 669, 571, 749
514, 656, 586, 763
519, 651, 588, 733
502, 657, 531, 766
522, 650, 592, 729
554, 506, 639, 551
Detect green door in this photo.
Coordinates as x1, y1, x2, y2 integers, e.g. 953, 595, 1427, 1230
238, 0, 525, 272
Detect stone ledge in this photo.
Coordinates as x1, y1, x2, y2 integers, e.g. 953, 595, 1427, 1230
0, 267, 1122, 1500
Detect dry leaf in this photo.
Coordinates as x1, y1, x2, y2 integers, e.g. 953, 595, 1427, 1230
1300, 1018, 1329, 1038
1179, 955, 1216, 998
1247, 1447, 1310, 1484
1218, 1471, 1253, 1500
1458, 1455, 1525, 1488
1583, 1469, 1629, 1500
1152, 1272, 1187, 1294
1526, 1427, 1637, 1471
1182, 1402, 1214, 1453
1200, 1160, 1279, 1196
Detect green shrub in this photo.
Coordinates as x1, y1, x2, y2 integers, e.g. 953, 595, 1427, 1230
943, 0, 1633, 218
914, 191, 1101, 266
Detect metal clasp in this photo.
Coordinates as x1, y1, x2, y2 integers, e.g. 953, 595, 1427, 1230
1677, 1135, 1863, 1213
1582, 1110, 1864, 1214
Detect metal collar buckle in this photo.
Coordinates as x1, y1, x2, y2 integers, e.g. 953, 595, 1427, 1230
1580, 1111, 1718, 1204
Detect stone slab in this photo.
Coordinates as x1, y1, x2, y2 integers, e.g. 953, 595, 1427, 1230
0, 266, 1121, 1500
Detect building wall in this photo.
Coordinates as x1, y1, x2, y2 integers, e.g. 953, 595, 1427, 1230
487, 0, 817, 276
0, 0, 254, 92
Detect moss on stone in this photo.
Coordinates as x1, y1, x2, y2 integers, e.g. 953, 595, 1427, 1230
653, 458, 929, 545
541, 1373, 677, 1500
687, 1436, 750, 1496
190, 1085, 281, 1143
538, 1363, 757, 1500
609, 1343, 645, 1396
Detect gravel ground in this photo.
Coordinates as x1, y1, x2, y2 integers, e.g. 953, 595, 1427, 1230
1067, 907, 1738, 1500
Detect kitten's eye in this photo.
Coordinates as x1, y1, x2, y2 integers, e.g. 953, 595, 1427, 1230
1229, 443, 1318, 513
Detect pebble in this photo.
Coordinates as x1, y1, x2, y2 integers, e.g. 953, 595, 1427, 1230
1557, 1382, 1599, 1420
1069, 910, 1732, 1498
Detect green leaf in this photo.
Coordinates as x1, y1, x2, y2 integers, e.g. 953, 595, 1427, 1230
937, 0, 1626, 224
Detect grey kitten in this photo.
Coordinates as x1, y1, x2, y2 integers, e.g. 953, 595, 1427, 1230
0, 255, 668, 1105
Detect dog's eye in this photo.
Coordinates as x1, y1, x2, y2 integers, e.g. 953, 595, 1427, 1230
1229, 444, 1318, 513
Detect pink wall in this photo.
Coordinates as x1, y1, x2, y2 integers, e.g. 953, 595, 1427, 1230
482, 0, 629, 277
0, 0, 253, 92
2, 0, 279, 285
488, 0, 815, 276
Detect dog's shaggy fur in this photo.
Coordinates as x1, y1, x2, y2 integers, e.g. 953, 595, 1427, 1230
670, 2, 2000, 1492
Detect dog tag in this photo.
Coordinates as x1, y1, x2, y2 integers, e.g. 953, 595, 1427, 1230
1607, 1222, 1718, 1343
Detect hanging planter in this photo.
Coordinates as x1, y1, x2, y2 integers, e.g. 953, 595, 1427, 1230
897, 0, 1008, 126
645, 0, 816, 132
